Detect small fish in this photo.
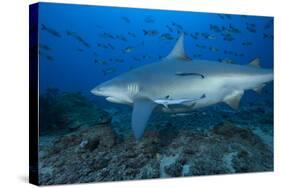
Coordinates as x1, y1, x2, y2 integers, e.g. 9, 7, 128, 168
201, 32, 209, 38
45, 55, 54, 61
264, 20, 273, 29
128, 32, 136, 38
133, 57, 142, 62
263, 33, 273, 39
102, 67, 117, 75
81, 41, 91, 48
246, 22, 256, 28
121, 16, 130, 23
115, 58, 124, 63
210, 24, 221, 33
39, 51, 54, 62
228, 24, 240, 33
107, 43, 115, 50
209, 46, 220, 52
39, 43, 51, 51
143, 29, 159, 36
40, 51, 54, 62
196, 44, 206, 49
154, 94, 206, 109
115, 34, 127, 42
190, 33, 198, 40
77, 48, 84, 52
201, 32, 216, 40
97, 43, 108, 49
66, 30, 91, 48
170, 113, 192, 117
221, 26, 231, 34
217, 14, 224, 19
144, 15, 154, 23
123, 46, 134, 53
94, 59, 107, 65
246, 26, 256, 33
242, 41, 253, 46
223, 35, 234, 41
99, 32, 115, 39
160, 33, 174, 40
172, 22, 183, 31
41, 24, 61, 38
166, 25, 173, 33
207, 34, 216, 40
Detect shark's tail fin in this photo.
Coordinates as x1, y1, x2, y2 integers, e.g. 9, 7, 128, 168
248, 58, 260, 67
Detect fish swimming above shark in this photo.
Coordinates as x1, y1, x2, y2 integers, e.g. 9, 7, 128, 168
91, 34, 273, 140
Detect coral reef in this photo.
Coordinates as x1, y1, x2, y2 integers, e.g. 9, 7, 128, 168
39, 88, 110, 135
38, 89, 273, 185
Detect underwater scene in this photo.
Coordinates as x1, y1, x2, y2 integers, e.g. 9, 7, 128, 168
36, 3, 273, 185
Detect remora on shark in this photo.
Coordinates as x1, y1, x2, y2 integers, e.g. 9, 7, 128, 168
91, 34, 273, 140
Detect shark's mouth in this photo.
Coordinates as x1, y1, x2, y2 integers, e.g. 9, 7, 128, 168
106, 97, 129, 104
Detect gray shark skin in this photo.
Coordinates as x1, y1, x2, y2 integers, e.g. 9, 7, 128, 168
91, 34, 273, 140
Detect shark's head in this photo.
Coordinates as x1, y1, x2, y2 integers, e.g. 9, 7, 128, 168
91, 77, 134, 104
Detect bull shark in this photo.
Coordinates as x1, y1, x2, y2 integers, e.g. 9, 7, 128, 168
91, 34, 273, 140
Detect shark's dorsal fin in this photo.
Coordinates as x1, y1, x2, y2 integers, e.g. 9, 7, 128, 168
165, 33, 191, 61
249, 58, 260, 67
223, 90, 244, 109
131, 98, 157, 140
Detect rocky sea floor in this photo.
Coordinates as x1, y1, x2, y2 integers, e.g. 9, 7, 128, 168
38, 89, 273, 185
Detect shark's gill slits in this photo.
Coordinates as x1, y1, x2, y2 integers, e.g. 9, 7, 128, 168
127, 83, 140, 97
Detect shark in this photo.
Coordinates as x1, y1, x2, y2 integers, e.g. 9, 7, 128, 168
91, 34, 273, 140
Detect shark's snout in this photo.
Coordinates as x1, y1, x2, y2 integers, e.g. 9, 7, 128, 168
91, 86, 103, 96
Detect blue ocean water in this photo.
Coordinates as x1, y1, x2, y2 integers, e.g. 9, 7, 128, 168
36, 3, 274, 184
38, 3, 273, 99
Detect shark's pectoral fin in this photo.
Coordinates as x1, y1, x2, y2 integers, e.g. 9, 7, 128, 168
253, 84, 266, 94
223, 90, 244, 109
131, 98, 157, 140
